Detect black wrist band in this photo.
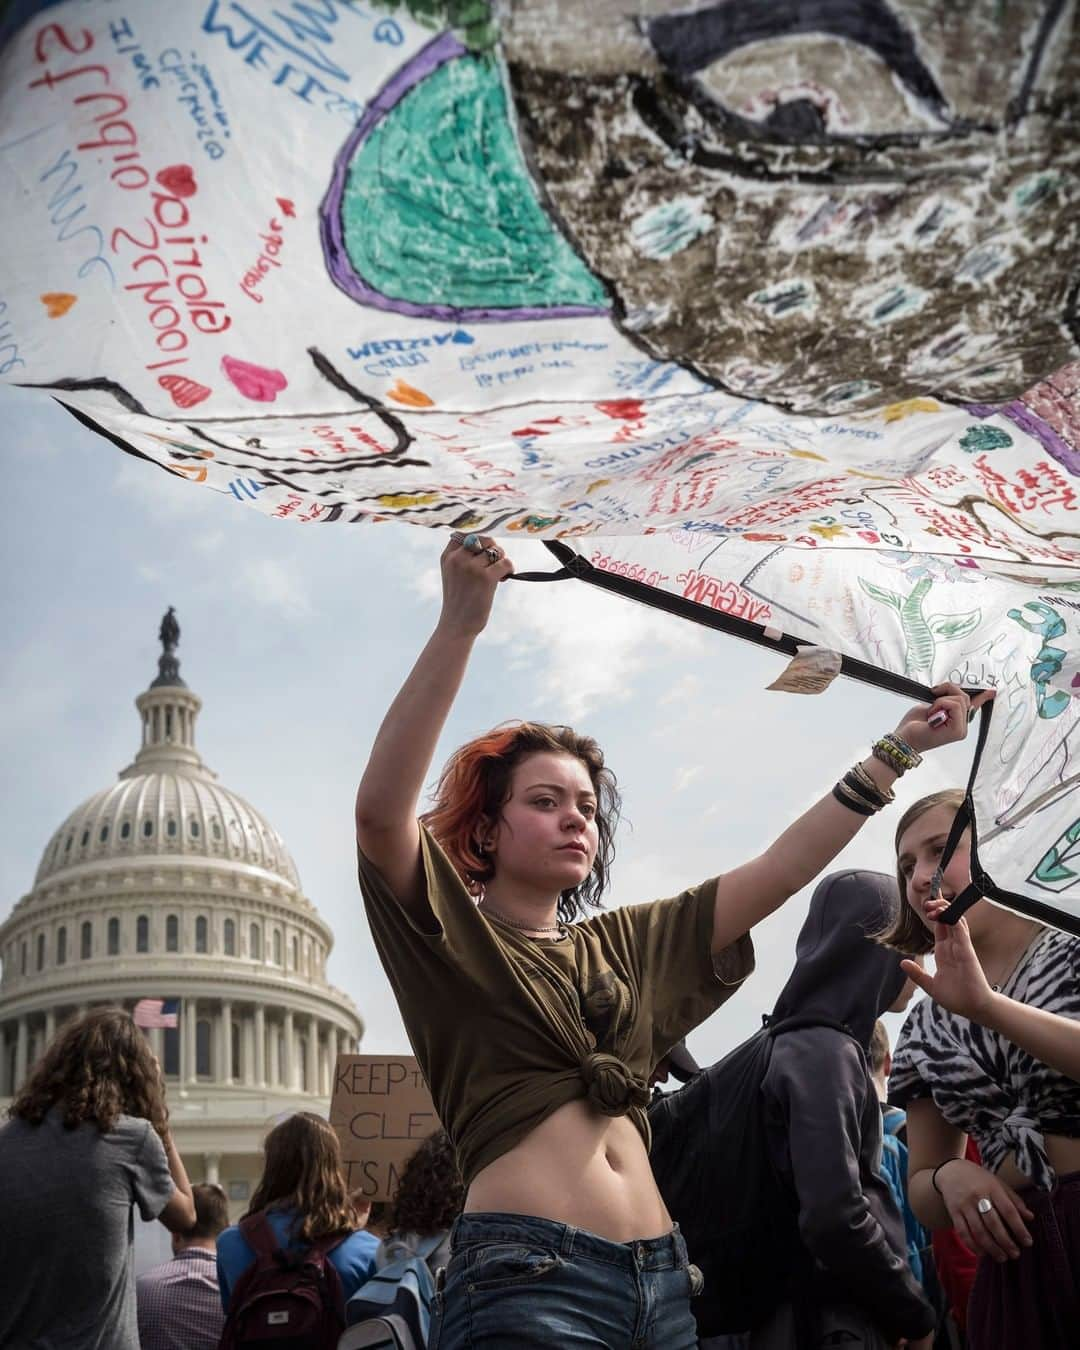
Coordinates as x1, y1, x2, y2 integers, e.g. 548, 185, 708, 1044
832, 784, 875, 816
931, 1158, 961, 1195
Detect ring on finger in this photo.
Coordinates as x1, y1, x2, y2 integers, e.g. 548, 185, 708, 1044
449, 531, 466, 546
484, 546, 502, 564
977, 1197, 994, 1215
462, 533, 484, 554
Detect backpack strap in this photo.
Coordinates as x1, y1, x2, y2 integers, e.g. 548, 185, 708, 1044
239, 1212, 285, 1268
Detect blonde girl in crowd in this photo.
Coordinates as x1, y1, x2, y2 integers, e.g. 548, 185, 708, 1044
883, 788, 1080, 1348
354, 533, 986, 1349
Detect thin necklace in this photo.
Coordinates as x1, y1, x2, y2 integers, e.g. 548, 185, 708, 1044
480, 905, 563, 937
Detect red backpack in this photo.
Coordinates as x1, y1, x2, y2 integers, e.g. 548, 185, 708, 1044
218, 1211, 347, 1349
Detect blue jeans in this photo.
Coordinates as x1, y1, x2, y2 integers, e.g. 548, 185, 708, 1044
429, 1212, 703, 1349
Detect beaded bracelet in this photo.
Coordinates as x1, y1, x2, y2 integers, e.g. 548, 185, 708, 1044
872, 732, 923, 775
832, 781, 876, 817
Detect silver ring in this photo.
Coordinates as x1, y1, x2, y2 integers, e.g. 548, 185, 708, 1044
977, 1196, 994, 1215
462, 533, 484, 554
449, 531, 466, 545
484, 546, 501, 564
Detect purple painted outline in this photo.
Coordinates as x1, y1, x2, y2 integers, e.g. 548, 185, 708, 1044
967, 397, 1080, 476
319, 31, 607, 323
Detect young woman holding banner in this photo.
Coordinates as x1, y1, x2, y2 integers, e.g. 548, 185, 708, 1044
881, 789, 1080, 1349
354, 532, 986, 1349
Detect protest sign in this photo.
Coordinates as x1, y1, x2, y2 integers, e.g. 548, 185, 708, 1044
330, 1054, 439, 1202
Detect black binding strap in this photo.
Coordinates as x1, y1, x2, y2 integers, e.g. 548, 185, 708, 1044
513, 540, 934, 702
512, 540, 1075, 933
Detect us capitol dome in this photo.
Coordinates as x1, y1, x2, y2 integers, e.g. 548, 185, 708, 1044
0, 610, 363, 1208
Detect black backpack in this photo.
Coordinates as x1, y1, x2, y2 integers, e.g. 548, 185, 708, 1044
218, 1212, 347, 1350
649, 1014, 853, 1337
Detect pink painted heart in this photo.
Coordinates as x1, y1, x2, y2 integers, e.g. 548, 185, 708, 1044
221, 355, 288, 402
159, 374, 212, 409
276, 197, 296, 218
156, 164, 197, 198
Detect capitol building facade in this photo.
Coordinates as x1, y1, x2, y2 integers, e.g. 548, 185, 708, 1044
0, 615, 363, 1211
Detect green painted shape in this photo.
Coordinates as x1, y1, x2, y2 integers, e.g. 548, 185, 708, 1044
959, 425, 1014, 453
1031, 818, 1080, 890
341, 54, 609, 312
371, 0, 497, 51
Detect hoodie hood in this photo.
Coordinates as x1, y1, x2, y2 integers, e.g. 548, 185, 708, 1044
770, 869, 907, 1049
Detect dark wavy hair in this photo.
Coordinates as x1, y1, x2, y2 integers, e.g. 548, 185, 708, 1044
422, 721, 621, 923
246, 1112, 358, 1244
390, 1131, 464, 1237
8, 1005, 169, 1139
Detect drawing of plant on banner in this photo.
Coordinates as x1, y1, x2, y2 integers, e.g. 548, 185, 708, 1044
857, 577, 980, 677
1029, 818, 1080, 894
1007, 601, 1073, 720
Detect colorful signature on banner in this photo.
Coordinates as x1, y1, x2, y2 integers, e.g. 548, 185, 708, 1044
201, 0, 401, 119
28, 21, 235, 389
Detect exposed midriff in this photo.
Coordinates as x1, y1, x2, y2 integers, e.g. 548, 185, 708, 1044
464, 1099, 672, 1242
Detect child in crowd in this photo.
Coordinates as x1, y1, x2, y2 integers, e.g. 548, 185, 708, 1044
353, 533, 985, 1348
216, 1111, 378, 1311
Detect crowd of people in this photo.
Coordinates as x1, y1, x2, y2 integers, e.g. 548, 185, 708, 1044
0, 533, 1077, 1349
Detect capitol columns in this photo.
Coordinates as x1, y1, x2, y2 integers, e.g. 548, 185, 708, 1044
306, 1016, 319, 1095
221, 1000, 233, 1084
283, 1009, 295, 1091
254, 1004, 266, 1088
183, 998, 197, 1085
15, 1017, 28, 1090
44, 1008, 56, 1046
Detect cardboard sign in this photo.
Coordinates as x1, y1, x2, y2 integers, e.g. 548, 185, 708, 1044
330, 1054, 440, 1202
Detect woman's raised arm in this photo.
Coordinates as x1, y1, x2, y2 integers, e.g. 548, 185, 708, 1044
709, 683, 994, 954
355, 536, 513, 911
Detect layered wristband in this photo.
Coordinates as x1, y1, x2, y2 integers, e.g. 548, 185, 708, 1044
832, 762, 895, 816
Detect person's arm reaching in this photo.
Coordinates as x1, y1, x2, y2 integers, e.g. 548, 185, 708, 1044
903, 905, 1080, 1082
709, 684, 993, 954
354, 536, 513, 915
156, 1131, 196, 1233
767, 1035, 936, 1344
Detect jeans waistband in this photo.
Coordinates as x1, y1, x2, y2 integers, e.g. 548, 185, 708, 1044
451, 1212, 688, 1273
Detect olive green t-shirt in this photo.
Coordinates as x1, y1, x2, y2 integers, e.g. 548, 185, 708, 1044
357, 826, 755, 1187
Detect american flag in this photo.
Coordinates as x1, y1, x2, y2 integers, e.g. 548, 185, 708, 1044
133, 998, 180, 1029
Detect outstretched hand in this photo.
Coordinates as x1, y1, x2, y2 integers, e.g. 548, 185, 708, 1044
893, 682, 995, 755
438, 533, 514, 638
901, 904, 996, 1025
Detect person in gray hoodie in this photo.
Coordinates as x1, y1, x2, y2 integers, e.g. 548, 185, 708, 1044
752, 868, 937, 1350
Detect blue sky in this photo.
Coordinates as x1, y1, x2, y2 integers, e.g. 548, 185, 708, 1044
0, 381, 975, 1063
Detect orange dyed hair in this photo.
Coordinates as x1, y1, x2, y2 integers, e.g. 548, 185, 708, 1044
422, 721, 620, 923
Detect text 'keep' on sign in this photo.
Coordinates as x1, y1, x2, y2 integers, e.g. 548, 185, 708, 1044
330, 1054, 439, 1202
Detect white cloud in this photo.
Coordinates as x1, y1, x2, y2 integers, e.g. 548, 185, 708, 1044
235, 557, 313, 619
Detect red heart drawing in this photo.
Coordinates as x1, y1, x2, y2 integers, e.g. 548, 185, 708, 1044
276, 197, 296, 218
221, 355, 288, 403
159, 374, 212, 409
156, 164, 197, 198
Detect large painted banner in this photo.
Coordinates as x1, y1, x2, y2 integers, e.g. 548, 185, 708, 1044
1, 1, 1078, 928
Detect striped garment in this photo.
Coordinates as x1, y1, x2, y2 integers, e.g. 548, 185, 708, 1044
889, 927, 1080, 1192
